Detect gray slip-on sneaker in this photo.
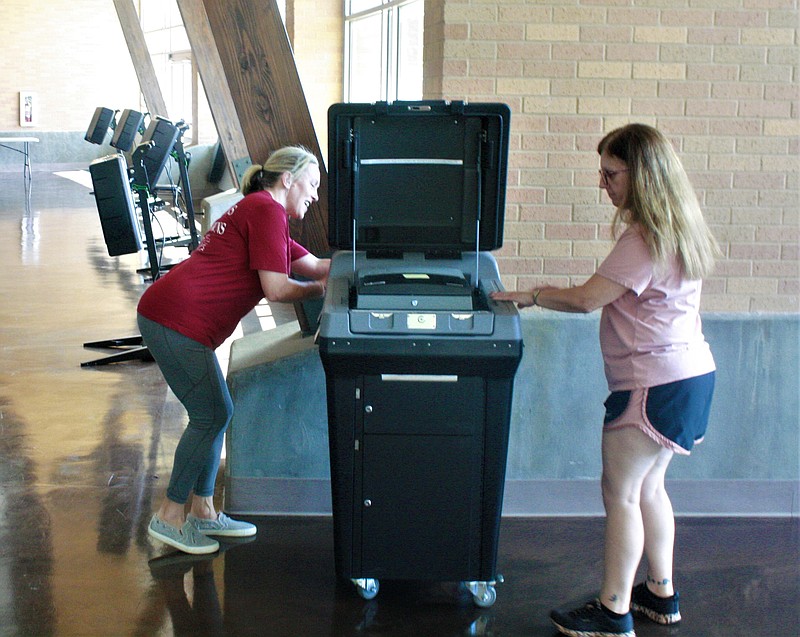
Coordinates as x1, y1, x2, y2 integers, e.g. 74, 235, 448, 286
148, 515, 220, 554
187, 512, 257, 538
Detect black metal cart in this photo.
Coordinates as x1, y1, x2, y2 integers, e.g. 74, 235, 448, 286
317, 101, 522, 607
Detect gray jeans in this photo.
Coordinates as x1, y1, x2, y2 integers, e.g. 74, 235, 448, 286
137, 314, 233, 503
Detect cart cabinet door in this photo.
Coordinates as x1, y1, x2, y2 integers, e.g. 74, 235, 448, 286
360, 433, 483, 580
361, 374, 485, 435
357, 374, 485, 580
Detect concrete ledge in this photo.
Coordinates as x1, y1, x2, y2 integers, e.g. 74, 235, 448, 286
225, 477, 799, 518
224, 321, 329, 497
227, 477, 332, 516
227, 319, 315, 374
502, 479, 799, 518
224, 313, 800, 517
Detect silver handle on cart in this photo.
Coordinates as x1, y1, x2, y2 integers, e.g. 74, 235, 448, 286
361, 158, 462, 166
380, 374, 458, 383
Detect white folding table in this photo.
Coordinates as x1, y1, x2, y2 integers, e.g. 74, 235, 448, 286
0, 136, 40, 194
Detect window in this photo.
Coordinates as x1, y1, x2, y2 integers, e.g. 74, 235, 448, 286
345, 0, 423, 103
139, 0, 216, 145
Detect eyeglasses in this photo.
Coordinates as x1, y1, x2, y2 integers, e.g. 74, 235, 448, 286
598, 168, 629, 183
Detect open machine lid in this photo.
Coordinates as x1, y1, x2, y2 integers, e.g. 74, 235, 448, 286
327, 101, 511, 254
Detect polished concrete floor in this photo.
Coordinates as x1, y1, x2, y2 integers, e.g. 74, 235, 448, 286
0, 171, 798, 637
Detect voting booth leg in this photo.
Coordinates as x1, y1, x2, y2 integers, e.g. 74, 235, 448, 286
81, 336, 153, 367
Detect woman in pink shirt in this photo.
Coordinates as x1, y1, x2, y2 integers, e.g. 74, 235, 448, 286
492, 124, 719, 637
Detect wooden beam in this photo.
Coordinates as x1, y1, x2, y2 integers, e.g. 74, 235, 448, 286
176, 0, 250, 186
200, 0, 329, 258
112, 0, 169, 118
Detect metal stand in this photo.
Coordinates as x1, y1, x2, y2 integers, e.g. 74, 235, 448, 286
81, 122, 198, 368
81, 336, 153, 367
131, 141, 164, 282
132, 122, 199, 281
81, 144, 158, 368
172, 121, 200, 251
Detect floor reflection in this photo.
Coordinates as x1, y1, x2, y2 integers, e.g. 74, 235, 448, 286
147, 552, 227, 637
0, 397, 56, 636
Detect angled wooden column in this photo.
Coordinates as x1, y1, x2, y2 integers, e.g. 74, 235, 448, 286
112, 0, 169, 118
200, 0, 329, 257
176, 0, 250, 186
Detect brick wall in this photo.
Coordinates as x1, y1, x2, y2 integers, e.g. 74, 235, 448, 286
424, 0, 799, 313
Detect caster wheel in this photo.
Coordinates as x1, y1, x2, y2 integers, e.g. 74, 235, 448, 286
463, 580, 498, 608
353, 578, 379, 600
472, 584, 496, 608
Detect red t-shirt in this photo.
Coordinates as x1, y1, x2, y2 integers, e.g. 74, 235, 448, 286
137, 190, 309, 348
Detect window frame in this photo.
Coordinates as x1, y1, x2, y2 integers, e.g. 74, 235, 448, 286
344, 0, 423, 103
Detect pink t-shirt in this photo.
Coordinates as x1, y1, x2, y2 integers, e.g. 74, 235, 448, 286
596, 224, 715, 391
137, 190, 309, 349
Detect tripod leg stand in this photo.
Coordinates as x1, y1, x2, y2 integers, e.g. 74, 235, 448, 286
172, 124, 200, 251
81, 336, 154, 367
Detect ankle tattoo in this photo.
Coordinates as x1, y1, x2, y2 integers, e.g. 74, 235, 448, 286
647, 575, 671, 588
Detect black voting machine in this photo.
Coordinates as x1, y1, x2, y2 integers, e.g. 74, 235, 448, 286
82, 108, 200, 366
318, 101, 523, 606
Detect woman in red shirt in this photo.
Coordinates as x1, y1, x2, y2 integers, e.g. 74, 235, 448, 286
138, 145, 329, 555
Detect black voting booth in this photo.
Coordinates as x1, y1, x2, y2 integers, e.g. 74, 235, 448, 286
317, 101, 523, 606
82, 116, 201, 367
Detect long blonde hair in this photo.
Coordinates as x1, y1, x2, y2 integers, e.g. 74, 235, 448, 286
598, 124, 720, 280
240, 145, 318, 196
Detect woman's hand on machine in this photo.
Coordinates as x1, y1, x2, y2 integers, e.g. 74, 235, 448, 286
490, 289, 538, 308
